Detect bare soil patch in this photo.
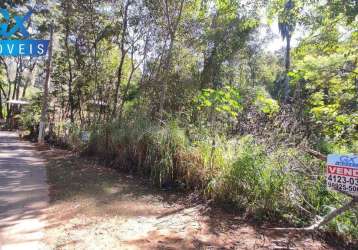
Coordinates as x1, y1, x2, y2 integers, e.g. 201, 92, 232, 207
40, 149, 350, 250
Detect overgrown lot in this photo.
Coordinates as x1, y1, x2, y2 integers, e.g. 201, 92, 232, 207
84, 116, 358, 243
43, 149, 350, 250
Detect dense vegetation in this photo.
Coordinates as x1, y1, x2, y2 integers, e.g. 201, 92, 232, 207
0, 0, 357, 241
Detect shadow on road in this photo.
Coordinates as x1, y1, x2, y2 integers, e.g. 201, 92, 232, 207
41, 149, 350, 250
0, 131, 48, 249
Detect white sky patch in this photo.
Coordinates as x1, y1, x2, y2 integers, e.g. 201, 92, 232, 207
261, 16, 305, 52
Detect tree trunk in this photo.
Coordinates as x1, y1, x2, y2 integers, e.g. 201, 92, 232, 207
118, 56, 137, 118
112, 52, 126, 117
64, 22, 74, 123
283, 34, 291, 102
0, 83, 6, 120
158, 36, 174, 120
8, 60, 21, 121
112, 0, 131, 118
200, 12, 218, 90
0, 90, 3, 119
285, 34, 290, 72
15, 58, 23, 101
22, 61, 37, 98
158, 0, 185, 119
38, 23, 54, 144
0, 57, 12, 122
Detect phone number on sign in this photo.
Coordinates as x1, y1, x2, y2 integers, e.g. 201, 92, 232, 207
327, 182, 358, 192
327, 175, 358, 186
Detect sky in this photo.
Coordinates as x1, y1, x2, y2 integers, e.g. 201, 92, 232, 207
264, 17, 303, 52
266, 20, 286, 51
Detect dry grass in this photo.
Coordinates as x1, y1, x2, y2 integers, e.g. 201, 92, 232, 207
37, 149, 345, 250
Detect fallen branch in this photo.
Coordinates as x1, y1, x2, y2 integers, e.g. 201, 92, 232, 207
271, 195, 358, 232
305, 196, 358, 231
299, 146, 327, 161
270, 150, 358, 232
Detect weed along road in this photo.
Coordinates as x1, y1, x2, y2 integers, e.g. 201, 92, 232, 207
0, 131, 344, 249
0, 131, 48, 250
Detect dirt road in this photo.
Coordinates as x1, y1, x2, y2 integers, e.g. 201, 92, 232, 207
43, 152, 338, 250
0, 131, 48, 250
0, 131, 345, 249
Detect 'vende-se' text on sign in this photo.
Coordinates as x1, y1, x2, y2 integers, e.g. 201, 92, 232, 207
326, 154, 358, 196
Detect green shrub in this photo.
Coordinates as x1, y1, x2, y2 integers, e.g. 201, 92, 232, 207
206, 136, 291, 218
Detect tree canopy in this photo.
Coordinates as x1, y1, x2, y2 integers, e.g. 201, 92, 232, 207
0, 0, 357, 242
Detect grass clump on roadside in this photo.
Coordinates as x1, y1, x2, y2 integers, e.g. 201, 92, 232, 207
87, 117, 206, 188
83, 115, 358, 241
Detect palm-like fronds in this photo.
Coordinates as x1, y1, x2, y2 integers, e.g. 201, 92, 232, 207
278, 0, 295, 41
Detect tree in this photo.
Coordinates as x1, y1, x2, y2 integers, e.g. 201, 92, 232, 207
199, 0, 259, 89
277, 0, 296, 102
112, 0, 132, 118
38, 23, 53, 144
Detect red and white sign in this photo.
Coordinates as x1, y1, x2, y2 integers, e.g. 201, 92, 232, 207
326, 154, 358, 196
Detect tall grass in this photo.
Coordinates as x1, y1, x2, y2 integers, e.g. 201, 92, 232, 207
85, 116, 358, 240
87, 117, 206, 187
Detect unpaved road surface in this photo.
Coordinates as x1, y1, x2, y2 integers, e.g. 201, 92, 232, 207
0, 131, 48, 250
44, 153, 339, 250
0, 131, 346, 250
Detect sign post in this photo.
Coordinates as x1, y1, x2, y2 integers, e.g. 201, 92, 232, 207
80, 131, 90, 142
326, 154, 358, 196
